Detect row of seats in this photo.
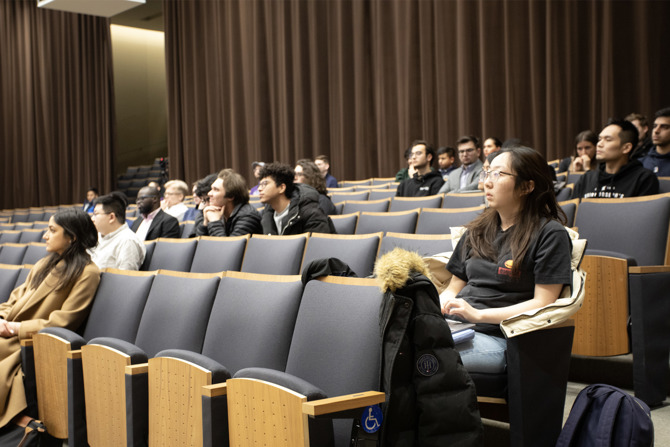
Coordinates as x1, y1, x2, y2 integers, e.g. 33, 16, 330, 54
0, 229, 46, 245
20, 269, 383, 446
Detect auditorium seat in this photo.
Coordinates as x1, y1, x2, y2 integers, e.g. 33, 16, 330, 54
389, 194, 443, 212
0, 230, 22, 244
301, 233, 381, 277
21, 243, 47, 265
18, 229, 45, 243
330, 191, 369, 203
415, 206, 485, 234
355, 210, 418, 234
329, 212, 358, 235
0, 264, 22, 303
441, 192, 485, 208
190, 235, 248, 273
145, 237, 197, 272
368, 189, 398, 201
377, 232, 452, 258
341, 198, 390, 214
0, 243, 28, 265
241, 234, 308, 275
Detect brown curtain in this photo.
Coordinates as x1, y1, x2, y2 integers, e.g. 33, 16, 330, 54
163, 0, 670, 184
0, 0, 115, 209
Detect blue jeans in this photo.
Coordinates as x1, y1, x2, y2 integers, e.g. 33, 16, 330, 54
456, 332, 507, 374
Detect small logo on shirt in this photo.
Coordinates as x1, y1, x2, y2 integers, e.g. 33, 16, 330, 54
498, 259, 520, 278
416, 354, 439, 376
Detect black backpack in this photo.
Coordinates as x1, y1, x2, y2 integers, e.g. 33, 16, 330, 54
556, 384, 654, 447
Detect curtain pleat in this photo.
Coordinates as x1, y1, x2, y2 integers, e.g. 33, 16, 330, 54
0, 0, 115, 209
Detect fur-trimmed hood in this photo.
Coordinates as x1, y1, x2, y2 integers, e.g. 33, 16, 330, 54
374, 248, 433, 293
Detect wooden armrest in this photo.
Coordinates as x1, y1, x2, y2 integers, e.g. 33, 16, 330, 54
202, 383, 227, 398
629, 265, 670, 274
67, 349, 82, 360
20, 339, 33, 348
302, 391, 385, 416
125, 363, 148, 375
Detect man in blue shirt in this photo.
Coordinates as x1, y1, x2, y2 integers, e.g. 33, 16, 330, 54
315, 155, 338, 188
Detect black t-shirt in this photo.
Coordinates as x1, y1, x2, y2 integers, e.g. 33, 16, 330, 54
447, 219, 572, 334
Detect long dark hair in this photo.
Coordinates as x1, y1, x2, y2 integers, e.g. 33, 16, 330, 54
295, 159, 327, 194
30, 208, 98, 292
464, 146, 567, 274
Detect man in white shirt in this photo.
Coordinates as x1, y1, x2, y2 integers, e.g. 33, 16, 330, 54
90, 192, 146, 270
162, 179, 190, 222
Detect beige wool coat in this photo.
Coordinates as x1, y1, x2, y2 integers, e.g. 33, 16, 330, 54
0, 259, 100, 427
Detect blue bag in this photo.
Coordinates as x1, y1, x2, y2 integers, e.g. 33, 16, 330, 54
556, 384, 654, 447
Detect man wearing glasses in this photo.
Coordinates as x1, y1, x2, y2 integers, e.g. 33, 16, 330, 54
395, 140, 444, 197
90, 192, 145, 270
131, 186, 181, 241
439, 136, 484, 194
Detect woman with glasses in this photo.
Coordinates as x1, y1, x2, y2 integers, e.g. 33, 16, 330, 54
440, 146, 572, 374
0, 208, 100, 431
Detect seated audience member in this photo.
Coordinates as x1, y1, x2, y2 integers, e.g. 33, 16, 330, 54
0, 209, 100, 429
90, 192, 145, 270
83, 187, 98, 213
187, 173, 218, 235
642, 107, 670, 177
395, 146, 417, 182
441, 147, 572, 374
572, 119, 659, 199
195, 170, 261, 237
295, 159, 337, 215
161, 180, 190, 222
439, 136, 485, 194
258, 162, 335, 235
482, 137, 502, 157
396, 140, 444, 197
626, 112, 654, 160
477, 152, 499, 191
437, 146, 458, 180
315, 155, 338, 188
131, 186, 181, 241
558, 130, 599, 173
249, 162, 265, 196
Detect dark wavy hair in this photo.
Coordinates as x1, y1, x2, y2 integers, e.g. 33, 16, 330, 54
464, 146, 567, 274
258, 162, 296, 197
295, 159, 327, 194
30, 208, 98, 292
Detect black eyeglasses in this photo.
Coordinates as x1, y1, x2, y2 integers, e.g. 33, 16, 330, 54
479, 170, 517, 183
458, 148, 476, 155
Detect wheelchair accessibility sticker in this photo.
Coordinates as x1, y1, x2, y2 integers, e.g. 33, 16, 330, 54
416, 353, 439, 376
362, 405, 382, 433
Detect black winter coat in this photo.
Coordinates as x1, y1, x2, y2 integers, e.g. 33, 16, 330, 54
260, 184, 336, 235
395, 170, 444, 197
195, 202, 262, 237
380, 272, 482, 447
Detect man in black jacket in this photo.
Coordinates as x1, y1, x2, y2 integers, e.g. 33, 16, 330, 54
396, 140, 445, 197
572, 119, 659, 199
258, 163, 335, 235
195, 169, 262, 237
131, 186, 181, 241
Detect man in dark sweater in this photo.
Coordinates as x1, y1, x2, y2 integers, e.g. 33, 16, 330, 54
572, 119, 659, 199
642, 106, 670, 177
396, 140, 445, 197
195, 169, 262, 237
258, 163, 335, 235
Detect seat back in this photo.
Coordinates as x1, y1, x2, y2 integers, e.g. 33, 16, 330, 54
201, 272, 304, 374
82, 269, 156, 343
574, 194, 670, 265
559, 199, 579, 227
329, 212, 358, 235
378, 233, 452, 258
146, 237, 197, 272
190, 235, 248, 273
19, 229, 45, 243
330, 191, 369, 203
241, 234, 308, 275
0, 264, 22, 303
180, 220, 195, 238
368, 189, 397, 201
355, 210, 418, 234
0, 230, 22, 244
285, 276, 384, 446
301, 233, 381, 277
441, 192, 485, 208
134, 271, 220, 357
415, 206, 485, 234
21, 243, 48, 265
0, 243, 28, 265
389, 194, 443, 212
659, 177, 670, 194
341, 198, 390, 214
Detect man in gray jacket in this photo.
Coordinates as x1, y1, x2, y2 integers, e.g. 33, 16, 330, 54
439, 136, 484, 194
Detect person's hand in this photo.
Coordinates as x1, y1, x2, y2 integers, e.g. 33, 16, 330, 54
580, 154, 591, 170
442, 298, 480, 323
0, 320, 19, 338
203, 206, 223, 226
571, 157, 584, 172
408, 164, 417, 178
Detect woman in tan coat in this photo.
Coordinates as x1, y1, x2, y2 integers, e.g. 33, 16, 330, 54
0, 208, 100, 429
